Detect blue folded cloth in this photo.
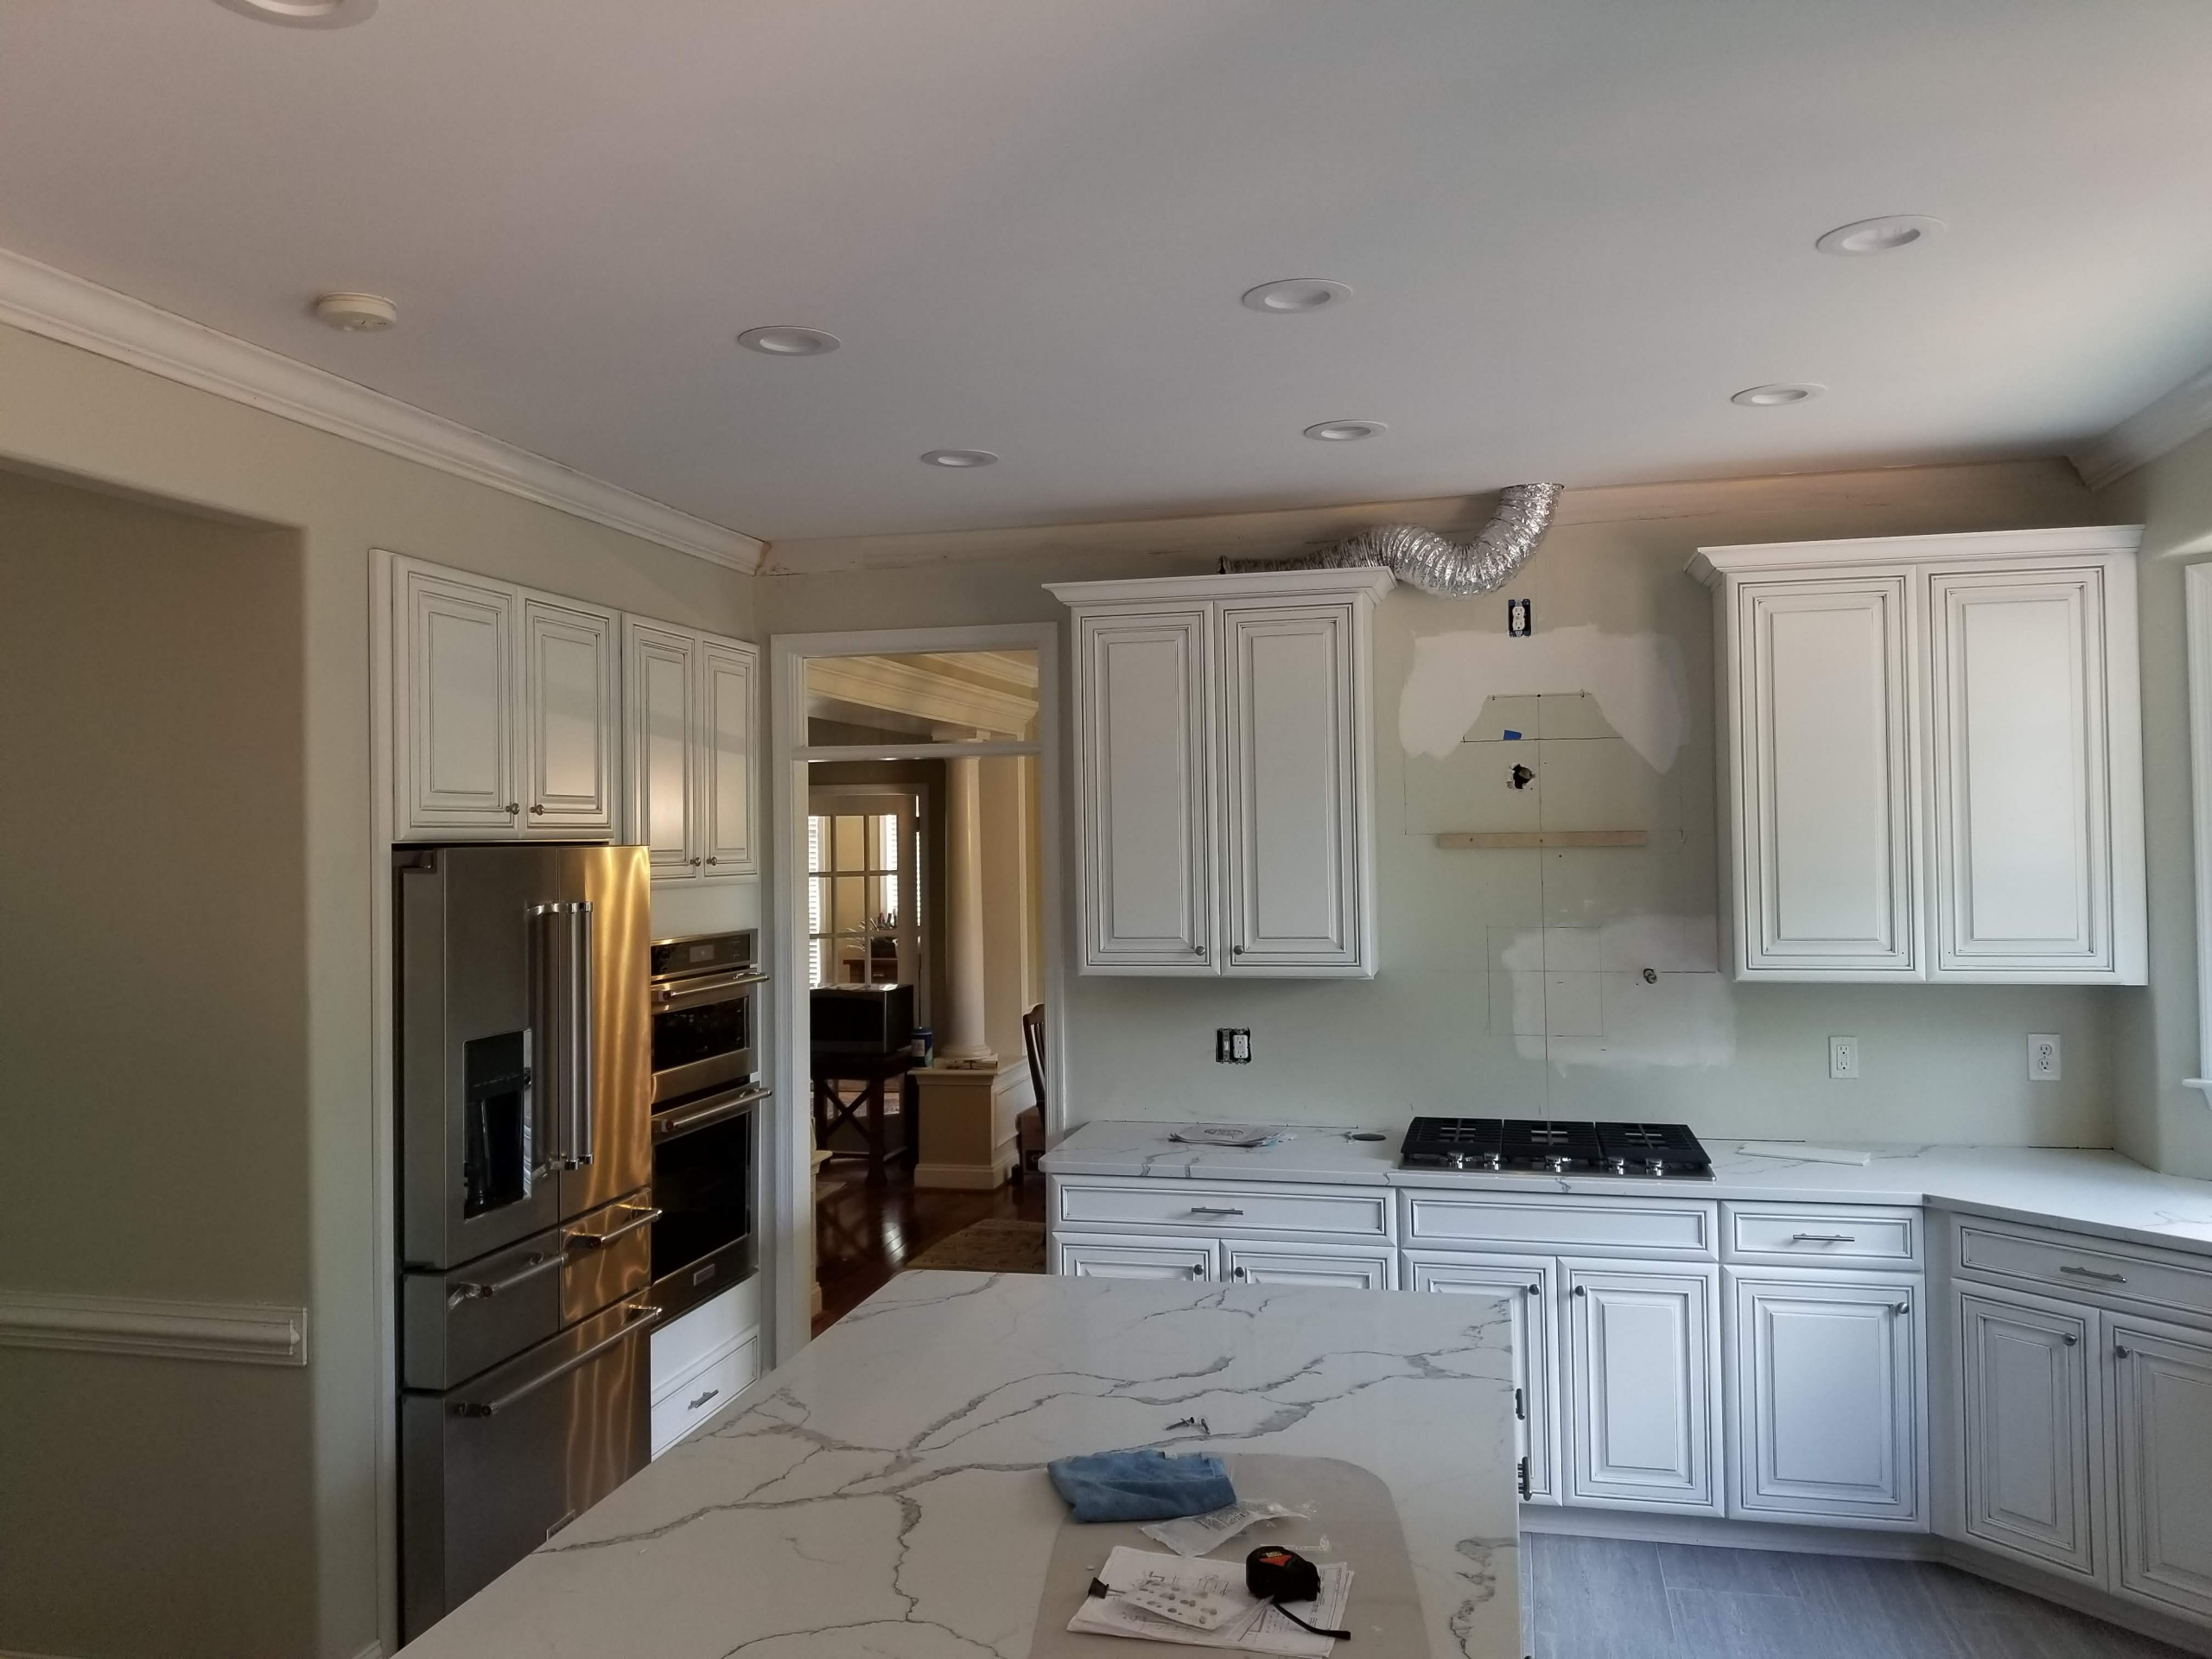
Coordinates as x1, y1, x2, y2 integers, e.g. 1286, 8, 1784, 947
1046, 1447, 1236, 1523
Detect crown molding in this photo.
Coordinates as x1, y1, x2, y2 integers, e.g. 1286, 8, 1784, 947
0, 1287, 308, 1365
2073, 363, 2212, 492
1688, 524, 2143, 586
0, 245, 764, 571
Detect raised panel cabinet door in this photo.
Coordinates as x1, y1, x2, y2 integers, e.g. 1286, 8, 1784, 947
519, 595, 618, 836
1732, 577, 1916, 976
1565, 1262, 1721, 1512
1928, 569, 2111, 976
1053, 1233, 1217, 1281
699, 638, 759, 875
397, 563, 518, 834
1221, 603, 1365, 973
1073, 609, 1215, 971
1407, 1253, 1559, 1503
1224, 1243, 1397, 1292
2111, 1320, 2212, 1620
1957, 1289, 2098, 1580
1726, 1272, 1921, 1523
625, 621, 699, 880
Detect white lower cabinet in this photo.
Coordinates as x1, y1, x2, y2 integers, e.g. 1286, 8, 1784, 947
2111, 1317, 2212, 1621
1956, 1285, 2101, 1580
1055, 1232, 1217, 1281
1407, 1252, 1558, 1503
1726, 1269, 1923, 1525
1566, 1262, 1722, 1514
1224, 1241, 1396, 1290
649, 1281, 762, 1459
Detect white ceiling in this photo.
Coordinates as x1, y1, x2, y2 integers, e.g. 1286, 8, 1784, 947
4, 1, 2211, 543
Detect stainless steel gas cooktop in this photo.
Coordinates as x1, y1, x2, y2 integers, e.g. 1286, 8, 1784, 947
1400, 1117, 1713, 1179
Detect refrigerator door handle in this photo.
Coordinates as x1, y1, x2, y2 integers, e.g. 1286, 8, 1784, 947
566, 1205, 662, 1251
569, 902, 594, 1169
448, 1302, 662, 1419
529, 903, 571, 1170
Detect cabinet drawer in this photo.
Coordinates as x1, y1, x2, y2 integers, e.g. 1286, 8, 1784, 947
1955, 1219, 2212, 1326
1055, 1232, 1217, 1281
1055, 1180, 1393, 1241
651, 1275, 760, 1395
651, 1334, 759, 1457
1725, 1204, 1921, 1268
1402, 1192, 1715, 1258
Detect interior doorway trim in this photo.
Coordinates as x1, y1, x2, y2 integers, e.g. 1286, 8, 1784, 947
767, 622, 1065, 1363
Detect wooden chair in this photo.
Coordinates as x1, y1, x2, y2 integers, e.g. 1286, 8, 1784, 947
1014, 1004, 1046, 1186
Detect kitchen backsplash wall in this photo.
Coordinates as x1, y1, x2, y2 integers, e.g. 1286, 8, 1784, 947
765, 458, 2124, 1146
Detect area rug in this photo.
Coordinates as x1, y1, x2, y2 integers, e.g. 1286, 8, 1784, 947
904, 1218, 1047, 1274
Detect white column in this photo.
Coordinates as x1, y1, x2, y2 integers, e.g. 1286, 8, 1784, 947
939, 754, 995, 1064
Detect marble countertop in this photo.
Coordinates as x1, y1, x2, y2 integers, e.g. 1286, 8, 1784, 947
1040, 1123, 2212, 1257
397, 1271, 1523, 1659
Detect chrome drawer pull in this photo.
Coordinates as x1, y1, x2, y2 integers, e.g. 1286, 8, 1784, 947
1188, 1207, 1245, 1217
2059, 1264, 2127, 1284
1789, 1233, 1857, 1244
688, 1387, 721, 1411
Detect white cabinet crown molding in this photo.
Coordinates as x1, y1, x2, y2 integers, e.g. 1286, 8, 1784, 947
2073, 365, 2212, 492
1688, 525, 2145, 586
0, 243, 762, 571
1046, 567, 1395, 606
0, 1288, 308, 1365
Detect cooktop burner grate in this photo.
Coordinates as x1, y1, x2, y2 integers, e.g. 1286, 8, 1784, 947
1400, 1116, 1713, 1179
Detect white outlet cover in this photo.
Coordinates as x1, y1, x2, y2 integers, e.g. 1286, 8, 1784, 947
2029, 1033, 2062, 1082
1828, 1036, 1860, 1081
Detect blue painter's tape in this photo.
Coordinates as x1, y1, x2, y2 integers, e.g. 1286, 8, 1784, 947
1502, 729, 1523, 741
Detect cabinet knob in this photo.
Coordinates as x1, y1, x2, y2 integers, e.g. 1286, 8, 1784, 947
1572, 1285, 1586, 1297
530, 804, 545, 815
1231, 945, 1245, 956
2115, 1343, 2132, 1359
1892, 1303, 1910, 1316
505, 802, 520, 815
690, 858, 702, 867
706, 856, 718, 865
1526, 1283, 1541, 1296
2063, 1334, 2078, 1346
1231, 1266, 1246, 1280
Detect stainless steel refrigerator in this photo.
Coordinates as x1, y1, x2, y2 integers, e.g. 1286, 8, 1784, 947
394, 843, 656, 1643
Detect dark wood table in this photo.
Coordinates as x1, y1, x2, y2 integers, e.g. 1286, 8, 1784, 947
810, 1046, 919, 1186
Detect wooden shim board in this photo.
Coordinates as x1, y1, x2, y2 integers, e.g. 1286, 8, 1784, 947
1435, 830, 1648, 849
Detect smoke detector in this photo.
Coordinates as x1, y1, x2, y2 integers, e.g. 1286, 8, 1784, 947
212, 0, 378, 26
312, 292, 397, 333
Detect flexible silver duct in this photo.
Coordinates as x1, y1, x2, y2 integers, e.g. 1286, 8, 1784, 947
1223, 481, 1564, 596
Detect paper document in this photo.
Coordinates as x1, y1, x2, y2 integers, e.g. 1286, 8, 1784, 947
1167, 1125, 1287, 1150
1735, 1141, 1872, 1166
1069, 1547, 1351, 1656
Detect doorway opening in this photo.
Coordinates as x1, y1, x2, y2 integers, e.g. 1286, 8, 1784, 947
768, 626, 1063, 1351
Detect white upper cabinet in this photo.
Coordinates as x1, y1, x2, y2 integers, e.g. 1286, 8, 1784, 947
622, 617, 758, 882
396, 562, 518, 833
392, 556, 619, 842
1051, 569, 1388, 979
1693, 527, 2145, 983
519, 595, 619, 836
1073, 608, 1216, 971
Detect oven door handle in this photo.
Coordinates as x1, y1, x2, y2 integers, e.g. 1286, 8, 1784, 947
567, 1205, 662, 1251
653, 1084, 770, 1142
652, 970, 768, 1011
448, 1303, 662, 1418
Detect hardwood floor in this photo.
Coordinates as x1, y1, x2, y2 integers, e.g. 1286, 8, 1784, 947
1523, 1535, 2196, 1659
812, 1160, 1046, 1335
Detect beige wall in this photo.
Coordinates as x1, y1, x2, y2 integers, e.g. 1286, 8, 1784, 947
0, 320, 753, 1659
2101, 426, 2212, 1180
0, 471, 317, 1657
765, 459, 2129, 1148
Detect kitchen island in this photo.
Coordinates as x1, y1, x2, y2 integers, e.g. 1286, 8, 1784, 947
397, 1271, 1523, 1658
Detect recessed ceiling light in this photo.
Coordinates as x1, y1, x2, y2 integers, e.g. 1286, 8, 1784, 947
921, 449, 998, 467
1815, 214, 1945, 257
737, 326, 841, 356
1242, 278, 1353, 314
1303, 420, 1386, 442
312, 292, 397, 332
212, 0, 378, 27
1730, 384, 1822, 407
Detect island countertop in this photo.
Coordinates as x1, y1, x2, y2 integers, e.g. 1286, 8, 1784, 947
397, 1271, 1523, 1658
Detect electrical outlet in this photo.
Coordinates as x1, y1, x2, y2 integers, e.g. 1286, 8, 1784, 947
1828, 1036, 1860, 1081
1216, 1027, 1252, 1065
2029, 1033, 2062, 1082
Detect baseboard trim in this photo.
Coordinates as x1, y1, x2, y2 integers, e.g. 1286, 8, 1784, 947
0, 1288, 308, 1365
912, 1161, 1011, 1192
1526, 1508, 2212, 1656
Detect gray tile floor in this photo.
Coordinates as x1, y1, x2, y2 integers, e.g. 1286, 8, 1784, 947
1522, 1535, 2198, 1659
